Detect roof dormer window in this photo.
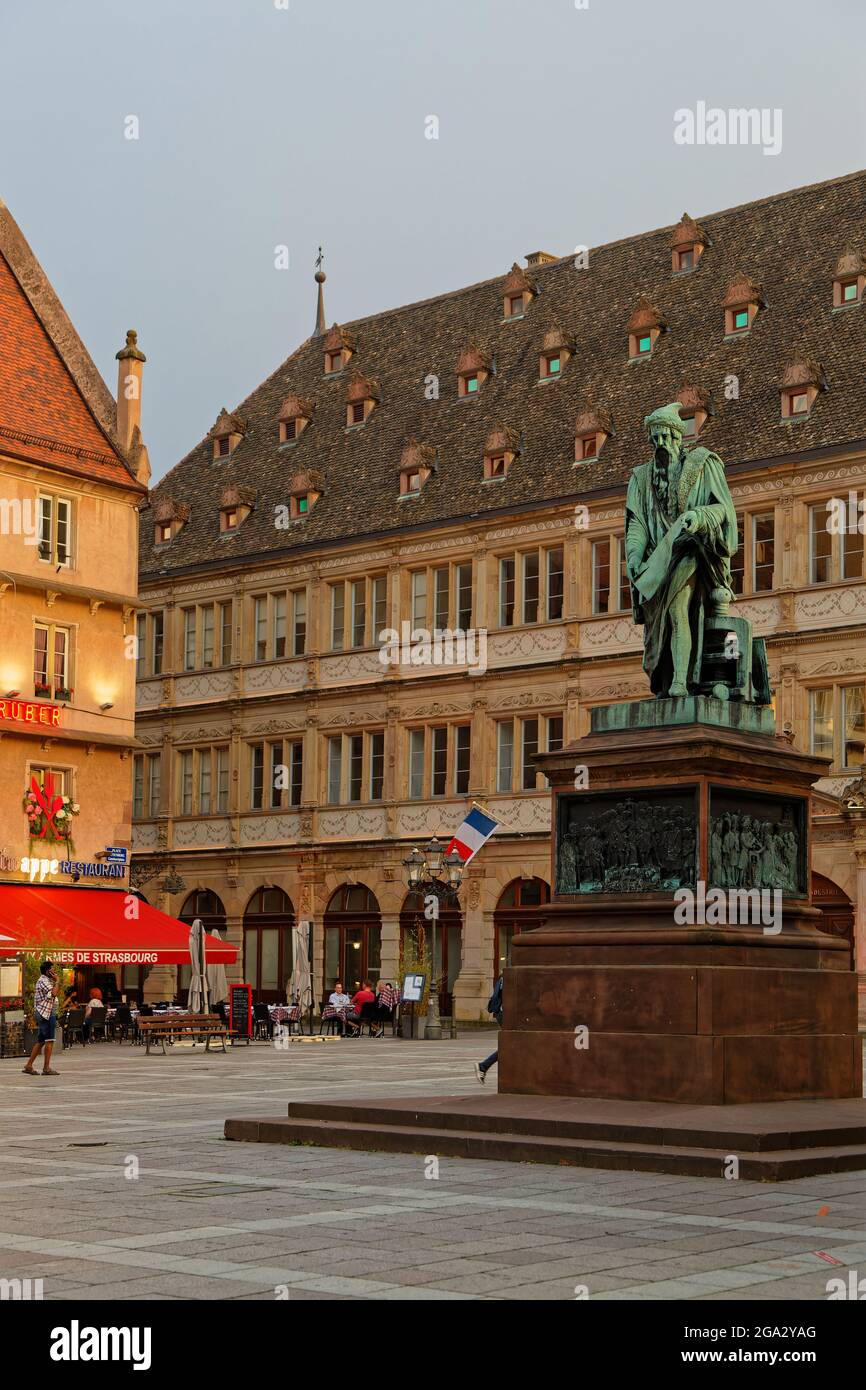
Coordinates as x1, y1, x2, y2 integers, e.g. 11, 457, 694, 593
502, 263, 537, 321
722, 275, 765, 338
218, 486, 255, 533
152, 499, 189, 545
456, 345, 492, 398
398, 439, 436, 499
345, 375, 380, 429
322, 324, 354, 375
573, 404, 612, 465
483, 425, 519, 482
681, 414, 698, 438
779, 358, 826, 421
286, 469, 323, 521
538, 326, 575, 383
278, 394, 314, 445
669, 213, 708, 274
676, 384, 712, 440
208, 408, 245, 460
627, 297, 665, 361
832, 250, 865, 309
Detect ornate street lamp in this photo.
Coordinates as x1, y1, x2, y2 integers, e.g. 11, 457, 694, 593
401, 837, 465, 1040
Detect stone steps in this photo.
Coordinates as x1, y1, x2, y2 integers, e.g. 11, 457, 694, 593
224, 1094, 866, 1180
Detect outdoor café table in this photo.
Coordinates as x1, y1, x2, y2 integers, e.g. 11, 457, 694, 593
378, 987, 401, 1011
269, 1005, 300, 1023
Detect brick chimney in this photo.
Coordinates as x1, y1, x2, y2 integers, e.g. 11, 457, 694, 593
116, 329, 146, 453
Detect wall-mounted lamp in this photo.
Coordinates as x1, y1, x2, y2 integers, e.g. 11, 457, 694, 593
99, 702, 114, 712
4, 690, 20, 698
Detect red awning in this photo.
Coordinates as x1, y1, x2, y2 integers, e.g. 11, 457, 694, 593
0, 885, 236, 966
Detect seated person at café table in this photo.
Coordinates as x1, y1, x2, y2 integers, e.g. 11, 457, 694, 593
328, 981, 352, 1036
344, 980, 376, 1036
82, 988, 106, 1041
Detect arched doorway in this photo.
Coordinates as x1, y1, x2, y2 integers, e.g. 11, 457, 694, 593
178, 889, 227, 1004
399, 890, 462, 1017
494, 878, 550, 983
243, 887, 295, 1004
812, 871, 854, 965
324, 885, 381, 998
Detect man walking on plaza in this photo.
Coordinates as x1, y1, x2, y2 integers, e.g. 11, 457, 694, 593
475, 974, 503, 1083
23, 961, 60, 1076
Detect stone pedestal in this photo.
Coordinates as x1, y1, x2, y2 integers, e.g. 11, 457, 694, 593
500, 697, 862, 1106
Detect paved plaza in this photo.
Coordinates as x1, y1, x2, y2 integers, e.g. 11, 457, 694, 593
1, 1035, 865, 1301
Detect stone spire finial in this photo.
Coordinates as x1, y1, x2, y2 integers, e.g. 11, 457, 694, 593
314, 247, 327, 338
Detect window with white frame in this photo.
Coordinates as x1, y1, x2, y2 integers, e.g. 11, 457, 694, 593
497, 547, 563, 626
251, 593, 290, 662
132, 752, 161, 820
730, 513, 775, 596
810, 685, 865, 770
407, 562, 473, 631
37, 495, 72, 567
175, 746, 229, 816
497, 714, 563, 792
329, 575, 387, 650
406, 724, 471, 799
28, 763, 71, 799
591, 537, 631, 615
33, 622, 72, 697
325, 731, 385, 804
809, 502, 864, 585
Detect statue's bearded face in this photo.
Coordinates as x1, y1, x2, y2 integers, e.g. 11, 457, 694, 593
648, 423, 681, 463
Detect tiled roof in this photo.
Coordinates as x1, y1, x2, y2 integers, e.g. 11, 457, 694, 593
141, 168, 866, 578
0, 201, 142, 491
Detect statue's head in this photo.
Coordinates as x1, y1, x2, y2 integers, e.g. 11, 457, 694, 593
644, 402, 685, 461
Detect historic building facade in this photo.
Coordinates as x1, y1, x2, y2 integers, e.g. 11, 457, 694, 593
0, 200, 149, 988
133, 172, 866, 1019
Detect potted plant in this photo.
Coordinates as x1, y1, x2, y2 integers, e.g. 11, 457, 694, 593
54, 687, 73, 702
34, 682, 51, 698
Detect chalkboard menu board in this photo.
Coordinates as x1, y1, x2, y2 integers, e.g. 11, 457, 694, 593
229, 984, 252, 1039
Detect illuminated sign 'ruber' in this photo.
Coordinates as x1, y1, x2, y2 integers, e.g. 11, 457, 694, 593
0, 700, 61, 727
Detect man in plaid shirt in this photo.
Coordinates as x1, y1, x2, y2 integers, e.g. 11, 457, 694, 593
23, 960, 60, 1076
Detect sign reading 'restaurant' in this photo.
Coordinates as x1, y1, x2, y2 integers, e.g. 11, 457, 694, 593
0, 700, 61, 727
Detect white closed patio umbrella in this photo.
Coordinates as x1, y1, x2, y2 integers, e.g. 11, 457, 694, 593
187, 918, 209, 1015
291, 921, 313, 1033
206, 928, 228, 1007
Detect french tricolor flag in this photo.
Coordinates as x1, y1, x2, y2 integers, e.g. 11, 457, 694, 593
446, 803, 500, 864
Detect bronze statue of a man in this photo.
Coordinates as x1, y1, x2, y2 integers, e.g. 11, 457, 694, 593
625, 402, 738, 698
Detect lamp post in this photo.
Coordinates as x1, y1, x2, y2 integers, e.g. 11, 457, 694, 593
402, 837, 465, 1040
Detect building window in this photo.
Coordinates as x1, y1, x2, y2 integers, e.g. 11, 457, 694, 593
576, 433, 598, 461
132, 753, 161, 820
250, 743, 265, 811
216, 436, 231, 458
732, 308, 750, 332
841, 279, 859, 303
329, 574, 386, 650
201, 605, 215, 668
487, 453, 507, 479
521, 718, 539, 790
155, 520, 172, 544
37, 496, 72, 567
789, 390, 809, 416
406, 563, 471, 632
591, 537, 630, 614
431, 726, 448, 797
752, 514, 775, 592
408, 728, 425, 800
178, 750, 193, 815
369, 731, 385, 801
497, 545, 564, 627
216, 747, 229, 812
135, 612, 145, 680
497, 721, 514, 793
673, 246, 695, 272
327, 737, 342, 805
454, 725, 471, 795
546, 714, 564, 752
506, 293, 525, 319
542, 353, 561, 378
636, 334, 652, 355
292, 588, 307, 656
811, 686, 865, 770
182, 609, 196, 671
33, 622, 71, 698
810, 502, 864, 584
29, 764, 71, 803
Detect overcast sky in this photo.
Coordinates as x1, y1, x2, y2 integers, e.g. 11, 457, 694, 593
2, 0, 865, 480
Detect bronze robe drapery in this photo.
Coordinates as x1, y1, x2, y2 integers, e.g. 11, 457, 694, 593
625, 446, 738, 695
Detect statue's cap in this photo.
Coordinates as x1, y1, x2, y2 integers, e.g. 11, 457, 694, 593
644, 402, 684, 438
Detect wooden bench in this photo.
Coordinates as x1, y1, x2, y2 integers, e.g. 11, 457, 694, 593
138, 1013, 230, 1056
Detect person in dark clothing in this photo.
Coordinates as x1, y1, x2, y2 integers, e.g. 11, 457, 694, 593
475, 974, 503, 1083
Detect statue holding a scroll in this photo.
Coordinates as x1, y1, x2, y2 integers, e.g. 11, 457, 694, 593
625, 402, 759, 700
